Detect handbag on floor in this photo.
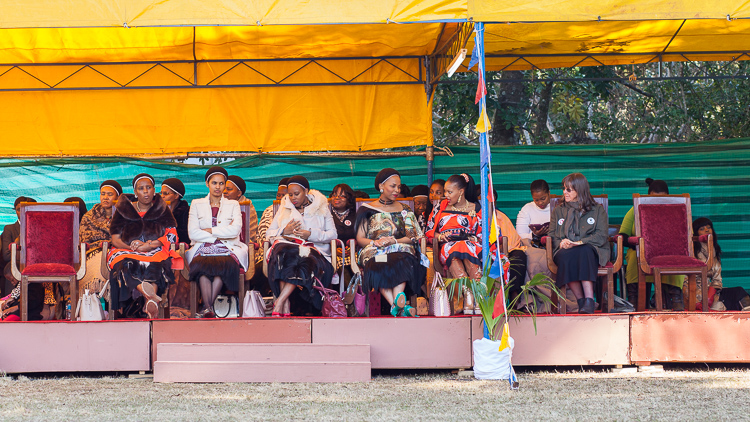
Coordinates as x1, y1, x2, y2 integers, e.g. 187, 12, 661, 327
344, 274, 367, 317
242, 290, 266, 318
213, 295, 240, 318
429, 272, 453, 317
76, 289, 105, 321
313, 278, 347, 318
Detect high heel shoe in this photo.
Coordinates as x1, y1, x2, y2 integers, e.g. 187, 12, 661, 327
463, 287, 476, 315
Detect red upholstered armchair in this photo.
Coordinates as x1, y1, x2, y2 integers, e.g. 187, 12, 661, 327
542, 194, 624, 314
631, 194, 712, 312
11, 203, 86, 321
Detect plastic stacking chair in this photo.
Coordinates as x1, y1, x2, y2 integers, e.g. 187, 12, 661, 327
541, 195, 623, 314
630, 193, 712, 312
11, 202, 86, 321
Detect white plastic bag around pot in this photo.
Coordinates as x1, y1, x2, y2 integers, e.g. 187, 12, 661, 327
473, 337, 514, 380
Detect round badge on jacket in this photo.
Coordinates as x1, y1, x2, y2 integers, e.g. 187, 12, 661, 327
344, 220, 352, 226
587, 217, 595, 225
558, 218, 564, 225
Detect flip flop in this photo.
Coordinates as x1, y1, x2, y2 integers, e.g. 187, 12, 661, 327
144, 299, 159, 319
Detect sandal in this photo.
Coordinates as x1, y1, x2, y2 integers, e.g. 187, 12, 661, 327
390, 305, 400, 317
282, 313, 291, 317
271, 312, 282, 317
401, 305, 419, 317
141, 282, 162, 303
394, 292, 407, 309
144, 299, 159, 319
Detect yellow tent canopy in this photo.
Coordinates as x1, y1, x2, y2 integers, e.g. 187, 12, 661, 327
0, 1, 748, 156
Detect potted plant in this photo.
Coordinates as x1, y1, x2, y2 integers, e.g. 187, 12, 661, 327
447, 253, 561, 385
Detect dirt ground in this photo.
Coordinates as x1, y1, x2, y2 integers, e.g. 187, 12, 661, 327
1, 366, 749, 421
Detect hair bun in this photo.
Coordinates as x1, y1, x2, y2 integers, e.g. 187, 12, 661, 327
645, 177, 654, 185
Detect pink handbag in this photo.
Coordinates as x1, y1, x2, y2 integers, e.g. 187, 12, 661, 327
313, 278, 347, 318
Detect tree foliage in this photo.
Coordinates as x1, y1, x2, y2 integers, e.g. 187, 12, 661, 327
433, 61, 750, 145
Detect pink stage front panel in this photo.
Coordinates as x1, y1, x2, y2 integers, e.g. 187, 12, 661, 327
471, 315, 631, 366
0, 321, 150, 373
630, 312, 750, 363
312, 317, 473, 369
151, 319, 312, 362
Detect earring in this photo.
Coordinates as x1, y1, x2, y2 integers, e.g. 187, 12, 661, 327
458, 193, 463, 203
380, 189, 384, 193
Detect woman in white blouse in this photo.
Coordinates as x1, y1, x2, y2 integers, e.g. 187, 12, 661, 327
186, 166, 249, 318
266, 175, 337, 317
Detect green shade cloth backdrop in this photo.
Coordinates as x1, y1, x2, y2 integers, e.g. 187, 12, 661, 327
0, 138, 747, 289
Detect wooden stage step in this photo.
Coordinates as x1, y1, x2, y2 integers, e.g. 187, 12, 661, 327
153, 343, 371, 383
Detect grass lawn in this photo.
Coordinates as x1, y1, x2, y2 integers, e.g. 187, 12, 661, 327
1, 366, 749, 421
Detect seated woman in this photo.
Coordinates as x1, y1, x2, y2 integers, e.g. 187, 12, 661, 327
224, 175, 258, 244
426, 174, 483, 314
430, 179, 446, 201
78, 180, 122, 298
620, 178, 683, 310
692, 217, 750, 311
256, 177, 289, 267
549, 173, 609, 314
330, 184, 356, 273
266, 176, 336, 317
186, 167, 248, 318
160, 178, 190, 245
516, 180, 551, 248
64, 197, 88, 223
410, 184, 432, 233
108, 173, 181, 319
355, 168, 426, 317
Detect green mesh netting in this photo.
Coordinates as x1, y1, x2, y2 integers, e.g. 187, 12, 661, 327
0, 138, 747, 289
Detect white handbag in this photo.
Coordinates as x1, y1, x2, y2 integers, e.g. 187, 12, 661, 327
76, 288, 105, 321
242, 290, 266, 318
213, 295, 240, 318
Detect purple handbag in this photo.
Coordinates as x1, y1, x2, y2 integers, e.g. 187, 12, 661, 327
313, 278, 347, 318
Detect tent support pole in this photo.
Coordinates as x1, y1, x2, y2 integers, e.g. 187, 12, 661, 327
426, 146, 434, 186
475, 22, 491, 273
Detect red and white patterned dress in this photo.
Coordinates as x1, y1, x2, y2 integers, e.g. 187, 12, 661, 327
426, 199, 483, 267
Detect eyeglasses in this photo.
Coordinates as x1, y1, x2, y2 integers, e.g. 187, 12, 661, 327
563, 187, 574, 193
330, 194, 347, 199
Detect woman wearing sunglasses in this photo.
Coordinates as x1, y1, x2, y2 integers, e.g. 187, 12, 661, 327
549, 173, 609, 314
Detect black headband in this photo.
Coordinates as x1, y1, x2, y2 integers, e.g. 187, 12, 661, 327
227, 175, 246, 195
100, 180, 123, 196
205, 166, 228, 182
287, 175, 310, 190
132, 173, 154, 189
161, 178, 185, 197
374, 168, 400, 190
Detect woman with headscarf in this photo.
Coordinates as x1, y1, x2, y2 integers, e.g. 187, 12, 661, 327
266, 175, 336, 317
185, 167, 247, 318
224, 175, 258, 244
355, 168, 426, 317
107, 173, 181, 319
78, 180, 122, 297
160, 178, 190, 245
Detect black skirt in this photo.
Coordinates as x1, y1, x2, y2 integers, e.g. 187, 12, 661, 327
267, 243, 334, 311
362, 251, 426, 297
109, 258, 174, 311
189, 255, 241, 292
553, 244, 599, 287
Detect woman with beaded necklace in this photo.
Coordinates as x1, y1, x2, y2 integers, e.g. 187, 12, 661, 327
354, 168, 426, 317
426, 174, 484, 314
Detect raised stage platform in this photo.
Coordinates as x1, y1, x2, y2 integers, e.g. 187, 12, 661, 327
1, 313, 749, 375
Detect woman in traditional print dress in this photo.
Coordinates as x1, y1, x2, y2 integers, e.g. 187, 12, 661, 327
355, 168, 426, 317
108, 173, 182, 319
426, 173, 483, 314
186, 167, 248, 318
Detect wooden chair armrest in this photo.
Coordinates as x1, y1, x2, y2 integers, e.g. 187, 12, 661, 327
542, 236, 557, 274
432, 237, 444, 276
262, 241, 269, 276
178, 242, 190, 279
611, 234, 624, 272
76, 243, 87, 280
100, 241, 110, 279
245, 242, 255, 280
419, 237, 426, 254
10, 243, 21, 282
502, 236, 508, 255
638, 237, 652, 275
700, 234, 714, 271
348, 239, 360, 274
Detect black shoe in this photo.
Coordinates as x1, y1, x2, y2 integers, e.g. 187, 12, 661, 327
669, 285, 684, 311
579, 298, 596, 314
577, 298, 586, 311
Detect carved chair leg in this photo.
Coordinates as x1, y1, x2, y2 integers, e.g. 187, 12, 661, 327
687, 274, 697, 311
21, 277, 28, 322
653, 269, 663, 312
607, 269, 615, 313
637, 270, 647, 312
700, 268, 708, 312
559, 285, 567, 315
189, 279, 198, 318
